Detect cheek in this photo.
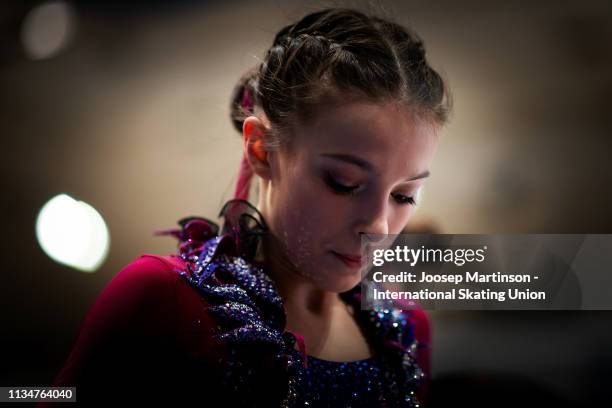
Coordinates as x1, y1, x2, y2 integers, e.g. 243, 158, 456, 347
270, 169, 347, 282
277, 165, 345, 234
270, 173, 322, 277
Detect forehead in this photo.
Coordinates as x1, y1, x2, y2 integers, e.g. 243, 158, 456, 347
292, 100, 438, 168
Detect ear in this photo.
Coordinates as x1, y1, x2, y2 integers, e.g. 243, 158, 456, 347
243, 116, 272, 181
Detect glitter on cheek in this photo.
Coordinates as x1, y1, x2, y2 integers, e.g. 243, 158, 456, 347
292, 223, 317, 280
279, 210, 321, 283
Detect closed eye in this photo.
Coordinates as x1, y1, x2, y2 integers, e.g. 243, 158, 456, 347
391, 194, 416, 206
324, 171, 416, 205
324, 171, 359, 194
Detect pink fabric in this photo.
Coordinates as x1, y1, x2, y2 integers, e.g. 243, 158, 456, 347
287, 330, 309, 368
40, 253, 433, 405
233, 153, 253, 202
37, 254, 224, 406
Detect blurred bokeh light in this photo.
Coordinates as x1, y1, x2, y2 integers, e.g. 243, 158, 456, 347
35, 194, 109, 272
21, 1, 74, 60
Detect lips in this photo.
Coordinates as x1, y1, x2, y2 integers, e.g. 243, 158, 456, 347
336, 252, 362, 262
332, 251, 363, 268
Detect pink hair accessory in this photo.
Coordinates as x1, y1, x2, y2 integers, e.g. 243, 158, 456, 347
241, 87, 253, 111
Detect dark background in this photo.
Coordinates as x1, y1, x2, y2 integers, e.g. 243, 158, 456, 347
2, 0, 612, 406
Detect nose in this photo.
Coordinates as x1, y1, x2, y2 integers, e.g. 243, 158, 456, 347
355, 195, 389, 240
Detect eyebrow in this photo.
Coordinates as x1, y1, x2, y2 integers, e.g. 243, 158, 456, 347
320, 153, 430, 181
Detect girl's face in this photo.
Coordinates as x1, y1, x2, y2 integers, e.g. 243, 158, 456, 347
256, 100, 440, 293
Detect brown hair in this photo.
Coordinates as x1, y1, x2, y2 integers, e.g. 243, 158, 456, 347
230, 7, 451, 153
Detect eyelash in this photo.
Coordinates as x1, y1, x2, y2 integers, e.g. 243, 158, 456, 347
324, 171, 416, 206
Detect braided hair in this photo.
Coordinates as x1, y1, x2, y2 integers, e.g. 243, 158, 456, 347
229, 7, 452, 202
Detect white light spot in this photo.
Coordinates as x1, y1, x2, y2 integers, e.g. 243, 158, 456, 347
36, 194, 110, 272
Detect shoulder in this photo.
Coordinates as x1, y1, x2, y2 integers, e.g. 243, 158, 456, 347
87, 254, 184, 325
63, 254, 187, 348
86, 252, 222, 352
109, 253, 185, 288
48, 253, 221, 394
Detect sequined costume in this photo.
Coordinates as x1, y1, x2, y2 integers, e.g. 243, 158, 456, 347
41, 199, 431, 407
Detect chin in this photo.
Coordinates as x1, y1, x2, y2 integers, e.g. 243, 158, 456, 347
318, 274, 362, 294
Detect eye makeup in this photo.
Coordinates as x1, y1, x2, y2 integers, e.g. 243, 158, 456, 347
322, 170, 417, 205
324, 170, 359, 194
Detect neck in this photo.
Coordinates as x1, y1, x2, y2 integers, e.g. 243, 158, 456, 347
256, 232, 342, 318
252, 221, 368, 360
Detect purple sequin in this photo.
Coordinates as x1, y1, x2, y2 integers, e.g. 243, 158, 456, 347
160, 199, 425, 407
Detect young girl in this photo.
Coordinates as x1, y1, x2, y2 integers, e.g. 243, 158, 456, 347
43, 7, 450, 407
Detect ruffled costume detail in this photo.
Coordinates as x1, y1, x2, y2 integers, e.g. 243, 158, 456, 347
155, 198, 425, 407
